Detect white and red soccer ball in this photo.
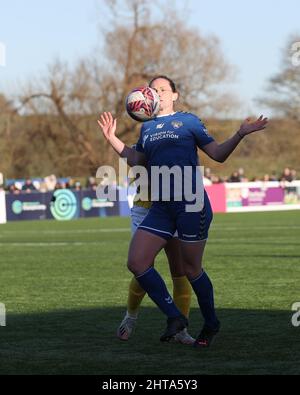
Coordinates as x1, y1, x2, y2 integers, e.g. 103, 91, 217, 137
126, 86, 160, 122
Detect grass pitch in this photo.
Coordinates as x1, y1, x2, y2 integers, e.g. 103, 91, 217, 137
0, 211, 299, 375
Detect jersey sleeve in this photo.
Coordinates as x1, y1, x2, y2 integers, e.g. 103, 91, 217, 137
192, 116, 215, 148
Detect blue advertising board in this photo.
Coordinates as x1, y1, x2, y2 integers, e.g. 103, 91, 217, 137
5, 190, 122, 221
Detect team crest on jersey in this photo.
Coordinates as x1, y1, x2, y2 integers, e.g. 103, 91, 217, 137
172, 121, 183, 129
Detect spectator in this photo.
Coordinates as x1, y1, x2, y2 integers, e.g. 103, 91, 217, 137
269, 171, 278, 181
44, 175, 57, 191
204, 168, 212, 180
291, 169, 297, 181
9, 183, 21, 194
74, 181, 82, 191
66, 178, 74, 189
22, 178, 37, 193
228, 171, 241, 183
55, 181, 67, 190
280, 168, 294, 182
211, 175, 224, 184
250, 176, 260, 182
237, 167, 248, 182
67, 178, 81, 191
86, 177, 98, 191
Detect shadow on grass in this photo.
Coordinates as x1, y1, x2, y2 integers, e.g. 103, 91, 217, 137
0, 307, 299, 375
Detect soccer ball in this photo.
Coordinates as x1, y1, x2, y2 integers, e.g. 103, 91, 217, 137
126, 86, 160, 122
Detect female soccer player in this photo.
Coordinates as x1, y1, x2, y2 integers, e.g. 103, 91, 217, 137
98, 76, 268, 348
117, 175, 194, 345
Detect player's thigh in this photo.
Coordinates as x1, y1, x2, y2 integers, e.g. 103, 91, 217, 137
164, 238, 185, 278
130, 206, 150, 235
127, 229, 167, 275
179, 240, 207, 280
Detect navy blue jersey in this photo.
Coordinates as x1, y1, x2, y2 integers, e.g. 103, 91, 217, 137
136, 112, 214, 200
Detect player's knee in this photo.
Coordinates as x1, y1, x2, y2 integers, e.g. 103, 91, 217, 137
127, 256, 153, 276
169, 265, 185, 278
127, 259, 137, 274
184, 261, 203, 279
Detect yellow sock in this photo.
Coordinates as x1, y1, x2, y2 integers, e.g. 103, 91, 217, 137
172, 276, 192, 319
127, 277, 146, 317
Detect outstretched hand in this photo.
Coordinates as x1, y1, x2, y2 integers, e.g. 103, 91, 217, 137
239, 115, 269, 137
97, 112, 117, 141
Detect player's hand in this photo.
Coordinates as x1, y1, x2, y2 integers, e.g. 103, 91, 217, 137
97, 112, 117, 141
238, 115, 269, 137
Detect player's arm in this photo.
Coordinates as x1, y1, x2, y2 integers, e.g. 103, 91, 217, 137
201, 116, 268, 163
97, 112, 146, 167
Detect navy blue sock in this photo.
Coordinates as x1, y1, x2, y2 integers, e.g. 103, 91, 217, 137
190, 271, 219, 330
136, 267, 182, 319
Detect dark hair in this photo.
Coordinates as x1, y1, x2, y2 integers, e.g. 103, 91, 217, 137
149, 75, 177, 93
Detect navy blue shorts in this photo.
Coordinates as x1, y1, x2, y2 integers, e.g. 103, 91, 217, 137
138, 191, 213, 242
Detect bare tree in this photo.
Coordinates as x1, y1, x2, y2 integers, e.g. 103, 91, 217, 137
19, 60, 103, 170
17, 0, 238, 176
258, 34, 300, 122
100, 0, 238, 119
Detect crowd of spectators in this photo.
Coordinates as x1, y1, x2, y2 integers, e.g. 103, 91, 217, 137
4, 175, 98, 195
203, 167, 298, 185
2, 168, 299, 194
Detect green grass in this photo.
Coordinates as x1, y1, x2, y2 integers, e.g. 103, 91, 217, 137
0, 212, 300, 375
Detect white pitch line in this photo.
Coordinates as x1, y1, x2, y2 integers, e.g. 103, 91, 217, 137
0, 241, 117, 247
0, 228, 130, 235
0, 236, 298, 247
210, 225, 300, 231
0, 225, 299, 236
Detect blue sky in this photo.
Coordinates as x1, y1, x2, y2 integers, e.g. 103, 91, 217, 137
0, 0, 299, 115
